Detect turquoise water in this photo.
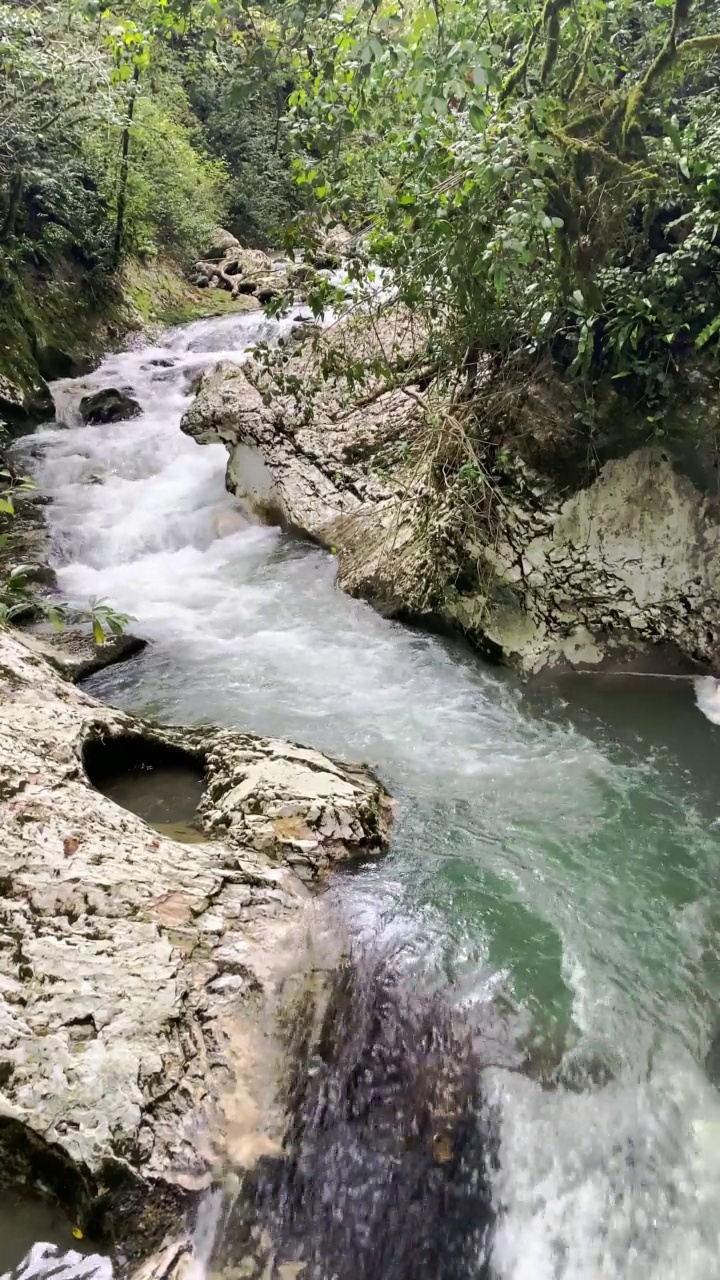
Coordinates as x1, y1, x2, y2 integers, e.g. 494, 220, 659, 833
21, 311, 720, 1278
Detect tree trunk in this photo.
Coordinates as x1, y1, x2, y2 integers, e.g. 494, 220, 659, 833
0, 169, 24, 242
112, 64, 140, 268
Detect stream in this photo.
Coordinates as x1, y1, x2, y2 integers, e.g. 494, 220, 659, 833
9, 306, 720, 1279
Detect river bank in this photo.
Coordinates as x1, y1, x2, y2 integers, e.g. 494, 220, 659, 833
181, 310, 720, 678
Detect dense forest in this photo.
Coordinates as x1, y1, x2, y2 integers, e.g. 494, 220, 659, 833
1, 0, 719, 400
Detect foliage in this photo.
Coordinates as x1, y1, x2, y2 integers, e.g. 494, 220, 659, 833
190, 79, 300, 247
86, 90, 226, 265
0, 463, 131, 639
283, 0, 720, 404
0, 3, 117, 269
0, 0, 237, 279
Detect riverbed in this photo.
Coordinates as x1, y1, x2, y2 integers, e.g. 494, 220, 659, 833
12, 306, 720, 1279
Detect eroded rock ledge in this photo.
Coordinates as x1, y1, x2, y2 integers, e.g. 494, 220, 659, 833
0, 629, 391, 1254
181, 318, 720, 675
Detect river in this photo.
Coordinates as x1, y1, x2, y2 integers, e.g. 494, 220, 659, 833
8, 306, 720, 1279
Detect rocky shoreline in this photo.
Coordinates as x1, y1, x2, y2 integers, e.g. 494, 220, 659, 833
0, 627, 391, 1257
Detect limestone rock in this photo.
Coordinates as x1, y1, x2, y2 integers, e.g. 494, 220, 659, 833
310, 222, 353, 270
181, 308, 720, 675
0, 628, 391, 1254
180, 306, 424, 541
78, 388, 142, 425
18, 625, 147, 683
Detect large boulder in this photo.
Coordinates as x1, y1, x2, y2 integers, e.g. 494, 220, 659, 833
204, 227, 241, 261
79, 387, 142, 425
311, 222, 353, 270
0, 628, 391, 1255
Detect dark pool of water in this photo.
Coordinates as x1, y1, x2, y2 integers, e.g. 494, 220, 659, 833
98, 765, 205, 828
0, 1192, 88, 1273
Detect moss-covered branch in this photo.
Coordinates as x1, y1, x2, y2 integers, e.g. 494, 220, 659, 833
499, 0, 573, 102
621, 0, 691, 146
540, 0, 572, 85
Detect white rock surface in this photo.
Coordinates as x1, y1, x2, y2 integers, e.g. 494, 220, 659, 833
0, 628, 390, 1250
182, 328, 720, 674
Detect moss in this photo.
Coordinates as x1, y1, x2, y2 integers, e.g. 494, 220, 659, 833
0, 253, 259, 432
121, 257, 260, 327
0, 256, 126, 427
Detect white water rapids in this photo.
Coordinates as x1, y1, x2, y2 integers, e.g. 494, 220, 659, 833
9, 307, 720, 1278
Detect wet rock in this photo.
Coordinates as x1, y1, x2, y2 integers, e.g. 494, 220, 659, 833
0, 628, 391, 1255
18, 626, 147, 683
78, 388, 142, 425
35, 344, 77, 382
0, 371, 54, 429
217, 955, 497, 1280
256, 286, 280, 305
705, 1025, 720, 1086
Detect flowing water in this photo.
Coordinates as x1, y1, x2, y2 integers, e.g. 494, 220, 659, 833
11, 307, 720, 1278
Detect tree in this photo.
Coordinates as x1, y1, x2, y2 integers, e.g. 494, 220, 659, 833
281, 0, 720, 396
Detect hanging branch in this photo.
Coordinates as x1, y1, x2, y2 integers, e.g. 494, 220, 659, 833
540, 0, 572, 85
499, 0, 572, 103
618, 0, 720, 148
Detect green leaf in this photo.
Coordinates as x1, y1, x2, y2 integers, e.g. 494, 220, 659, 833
93, 617, 106, 646
468, 104, 485, 131
696, 315, 720, 349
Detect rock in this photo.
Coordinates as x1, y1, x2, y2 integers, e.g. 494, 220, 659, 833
194, 246, 290, 305
181, 312, 720, 676
326, 222, 353, 255
205, 226, 241, 260
458, 447, 720, 674
78, 388, 142, 425
18, 626, 147, 682
180, 308, 421, 537
256, 285, 280, 305
0, 370, 54, 429
35, 344, 77, 382
311, 223, 353, 270
0, 628, 391, 1255
8, 560, 57, 589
